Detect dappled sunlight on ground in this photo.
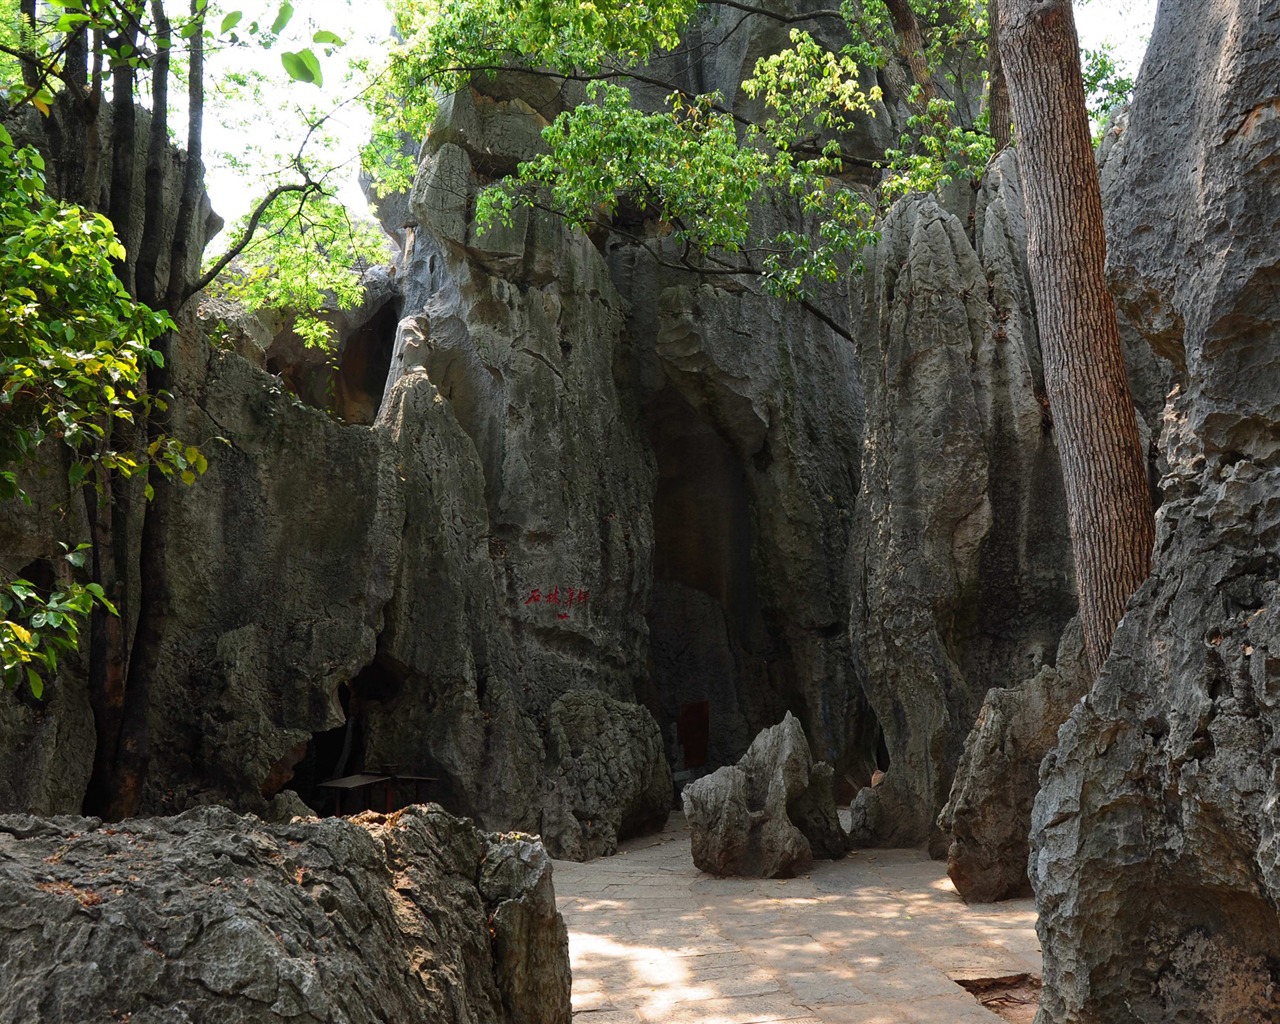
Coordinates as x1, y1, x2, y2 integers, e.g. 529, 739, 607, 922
554, 814, 1041, 1024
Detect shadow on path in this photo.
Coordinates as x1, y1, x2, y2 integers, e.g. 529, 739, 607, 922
553, 813, 1041, 1024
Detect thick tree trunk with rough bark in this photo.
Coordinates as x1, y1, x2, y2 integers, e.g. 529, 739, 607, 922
987, 0, 1012, 151
996, 0, 1154, 675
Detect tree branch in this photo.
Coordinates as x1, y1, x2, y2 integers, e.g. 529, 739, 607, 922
706, 1, 847, 25
186, 182, 320, 298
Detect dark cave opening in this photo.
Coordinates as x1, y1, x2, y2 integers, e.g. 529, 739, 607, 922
332, 300, 401, 424
642, 385, 785, 777
640, 384, 890, 796
285, 658, 410, 815
263, 296, 401, 425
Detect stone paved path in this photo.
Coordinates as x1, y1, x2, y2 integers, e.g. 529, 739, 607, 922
553, 814, 1041, 1024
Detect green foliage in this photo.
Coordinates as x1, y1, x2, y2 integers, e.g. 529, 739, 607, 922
841, 0, 987, 74
207, 189, 387, 348
0, 125, 204, 698
362, 0, 699, 199
1081, 44, 1134, 144
1, 546, 114, 698
0, 125, 181, 496
880, 95, 993, 198
366, 0, 992, 297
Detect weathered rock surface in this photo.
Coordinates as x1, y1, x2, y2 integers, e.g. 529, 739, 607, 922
139, 318, 404, 820
1029, 1, 1280, 1020
682, 712, 848, 877
938, 618, 1088, 902
601, 8, 876, 785
848, 158, 1077, 852
356, 84, 667, 846
540, 690, 672, 860
0, 804, 570, 1024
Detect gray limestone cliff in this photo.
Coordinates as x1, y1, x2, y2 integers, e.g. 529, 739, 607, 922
1030, 0, 1280, 1020
848, 153, 1077, 854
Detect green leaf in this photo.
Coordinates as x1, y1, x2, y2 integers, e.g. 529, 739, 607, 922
298, 47, 322, 87
280, 50, 315, 84
27, 668, 43, 700
220, 11, 243, 33
312, 30, 344, 46
54, 12, 92, 31
270, 1, 294, 34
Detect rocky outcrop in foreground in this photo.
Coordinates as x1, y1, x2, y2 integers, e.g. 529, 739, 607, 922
1030, 0, 1280, 1020
682, 712, 848, 877
0, 805, 570, 1024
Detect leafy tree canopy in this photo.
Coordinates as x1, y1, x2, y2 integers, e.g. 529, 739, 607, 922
363, 0, 993, 302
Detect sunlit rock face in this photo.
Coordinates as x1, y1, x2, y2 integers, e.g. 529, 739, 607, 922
849, 155, 1079, 855
1030, 0, 1280, 1020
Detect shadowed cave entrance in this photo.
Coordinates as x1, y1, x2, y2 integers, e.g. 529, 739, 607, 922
285, 657, 429, 815
264, 296, 401, 425
640, 384, 890, 794
641, 386, 792, 777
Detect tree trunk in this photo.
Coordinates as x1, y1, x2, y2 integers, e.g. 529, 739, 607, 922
996, 0, 1154, 675
882, 0, 936, 112
106, 9, 142, 291
93, 0, 210, 820
19, 0, 40, 90
987, 0, 1012, 151
169, 0, 205, 311
135, 0, 171, 309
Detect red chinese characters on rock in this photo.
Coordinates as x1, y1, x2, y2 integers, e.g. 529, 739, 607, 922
524, 586, 590, 619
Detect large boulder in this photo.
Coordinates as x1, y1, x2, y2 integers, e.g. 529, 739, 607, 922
1029, 0, 1280, 1021
0, 805, 570, 1024
540, 690, 672, 860
682, 712, 848, 877
938, 619, 1088, 902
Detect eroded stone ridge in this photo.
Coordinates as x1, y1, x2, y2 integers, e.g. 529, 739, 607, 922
849, 157, 1077, 853
0, 805, 570, 1024
1030, 0, 1280, 1019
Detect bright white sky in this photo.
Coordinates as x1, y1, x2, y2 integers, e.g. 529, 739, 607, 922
202, 0, 1159, 239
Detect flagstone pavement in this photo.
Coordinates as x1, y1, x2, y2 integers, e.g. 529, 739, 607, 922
552, 813, 1041, 1024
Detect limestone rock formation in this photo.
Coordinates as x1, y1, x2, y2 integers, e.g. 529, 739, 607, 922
139, 323, 405, 820
934, 136, 1174, 900
938, 618, 1088, 902
848, 158, 1076, 852
598, 6, 876, 786
0, 804, 570, 1024
682, 712, 848, 877
1029, 1, 1280, 1020
540, 690, 673, 860
356, 84, 666, 844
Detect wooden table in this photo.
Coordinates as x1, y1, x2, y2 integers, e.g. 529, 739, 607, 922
317, 772, 440, 816
316, 773, 391, 815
